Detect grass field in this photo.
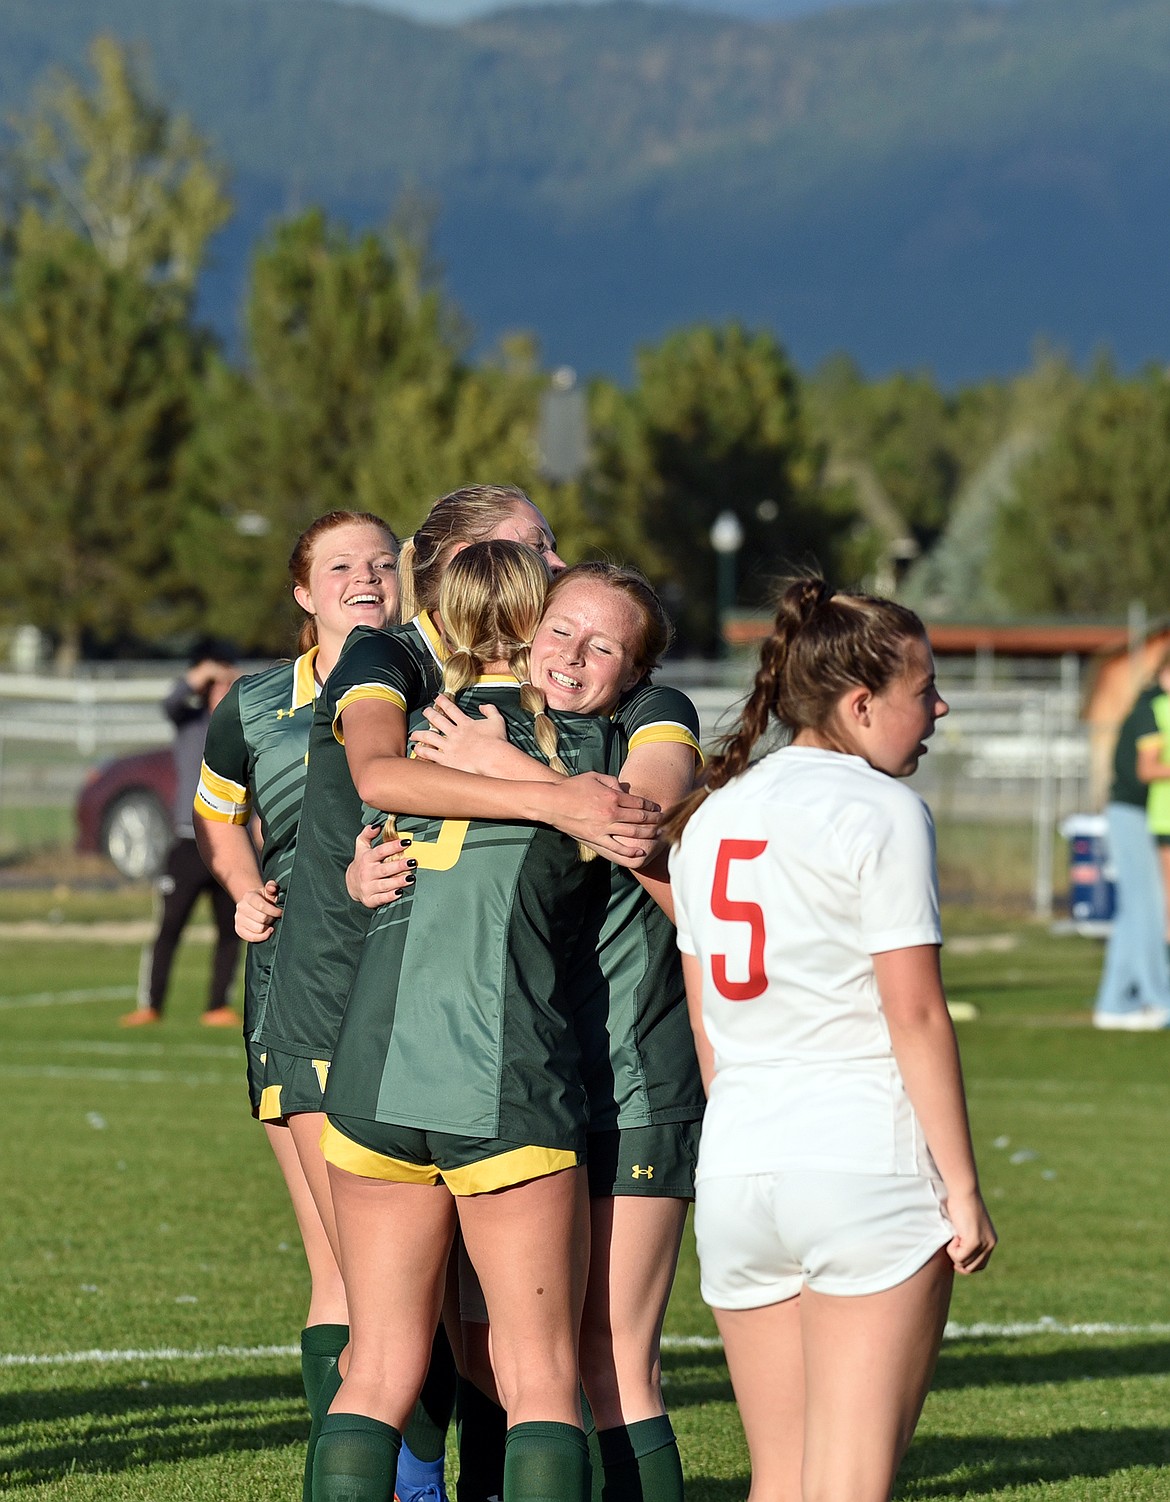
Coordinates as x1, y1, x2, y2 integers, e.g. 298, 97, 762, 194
2, 890, 1170, 1499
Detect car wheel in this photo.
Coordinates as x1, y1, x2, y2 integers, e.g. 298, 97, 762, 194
101, 791, 171, 880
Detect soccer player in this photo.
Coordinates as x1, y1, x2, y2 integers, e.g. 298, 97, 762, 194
315, 540, 634, 1502
666, 578, 997, 1502
192, 510, 406, 1502
409, 562, 704, 1502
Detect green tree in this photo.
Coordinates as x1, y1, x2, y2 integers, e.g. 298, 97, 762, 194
0, 214, 204, 664
7, 36, 230, 304
591, 324, 842, 652
806, 355, 1013, 555
178, 209, 478, 649
0, 39, 228, 663
992, 365, 1170, 615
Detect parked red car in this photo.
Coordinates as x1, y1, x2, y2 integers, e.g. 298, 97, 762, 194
76, 747, 175, 880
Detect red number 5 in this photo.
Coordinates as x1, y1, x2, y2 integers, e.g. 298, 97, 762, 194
710, 839, 769, 1000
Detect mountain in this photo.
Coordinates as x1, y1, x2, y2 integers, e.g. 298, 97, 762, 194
0, 0, 1166, 382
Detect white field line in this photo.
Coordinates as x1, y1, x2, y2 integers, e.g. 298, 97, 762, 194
5, 1039, 238, 1060
6, 1323, 1170, 1369
0, 1065, 236, 1086
0, 1343, 300, 1369
0, 986, 136, 1011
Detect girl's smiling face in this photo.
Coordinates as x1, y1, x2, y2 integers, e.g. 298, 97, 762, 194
530, 576, 645, 716
294, 521, 399, 641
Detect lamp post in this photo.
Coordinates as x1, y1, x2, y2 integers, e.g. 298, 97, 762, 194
709, 509, 744, 659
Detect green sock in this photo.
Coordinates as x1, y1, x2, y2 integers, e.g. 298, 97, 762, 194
301, 1324, 349, 1415
579, 1392, 603, 1502
403, 1324, 458, 1462
313, 1412, 401, 1502
503, 1421, 590, 1502
596, 1417, 683, 1502
304, 1359, 345, 1502
456, 1376, 508, 1502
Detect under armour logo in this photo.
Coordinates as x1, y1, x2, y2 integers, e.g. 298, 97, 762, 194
276, 708, 294, 720
631, 1164, 654, 1180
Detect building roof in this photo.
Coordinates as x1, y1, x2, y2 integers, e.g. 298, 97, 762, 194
725, 616, 1158, 658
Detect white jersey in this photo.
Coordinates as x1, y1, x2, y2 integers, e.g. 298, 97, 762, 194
669, 746, 942, 1182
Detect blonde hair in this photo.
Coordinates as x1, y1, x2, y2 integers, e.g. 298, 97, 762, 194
664, 577, 926, 842
289, 511, 399, 654
398, 485, 535, 621
438, 542, 595, 858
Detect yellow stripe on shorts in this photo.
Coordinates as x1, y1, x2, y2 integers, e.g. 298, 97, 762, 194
443, 1145, 578, 1197
319, 1122, 441, 1184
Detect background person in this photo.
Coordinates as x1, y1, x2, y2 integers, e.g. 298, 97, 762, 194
1094, 654, 1170, 1029
666, 579, 996, 1502
122, 642, 241, 1027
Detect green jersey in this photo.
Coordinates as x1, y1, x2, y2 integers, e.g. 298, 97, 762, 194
196, 649, 319, 1030
572, 682, 706, 1130
1111, 683, 1160, 809
323, 678, 616, 1149
251, 617, 445, 1059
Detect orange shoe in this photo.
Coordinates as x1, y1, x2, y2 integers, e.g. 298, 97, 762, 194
120, 1007, 162, 1027
200, 1006, 243, 1028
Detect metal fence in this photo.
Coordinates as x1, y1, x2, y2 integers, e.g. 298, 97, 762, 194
0, 663, 1100, 915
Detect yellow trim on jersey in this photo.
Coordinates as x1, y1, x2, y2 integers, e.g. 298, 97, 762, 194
312, 1059, 330, 1092
258, 1085, 283, 1120
292, 647, 319, 711
473, 673, 520, 686
443, 1145, 579, 1197
333, 683, 408, 743
320, 1122, 442, 1184
194, 762, 251, 824
413, 611, 448, 667
627, 722, 705, 765
1137, 732, 1162, 748
410, 819, 471, 871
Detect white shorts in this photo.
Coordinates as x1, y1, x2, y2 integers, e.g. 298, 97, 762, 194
695, 1170, 953, 1308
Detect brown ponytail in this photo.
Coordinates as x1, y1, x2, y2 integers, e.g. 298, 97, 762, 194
663, 577, 925, 842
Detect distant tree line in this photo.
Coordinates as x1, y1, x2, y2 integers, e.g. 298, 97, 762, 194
0, 41, 1167, 664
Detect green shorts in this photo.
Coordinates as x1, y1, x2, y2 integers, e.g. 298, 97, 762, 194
257, 1048, 331, 1121
586, 1120, 701, 1200
323, 1114, 583, 1196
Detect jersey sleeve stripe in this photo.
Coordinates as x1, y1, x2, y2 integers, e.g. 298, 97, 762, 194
627, 721, 704, 764
194, 763, 251, 824
333, 684, 408, 743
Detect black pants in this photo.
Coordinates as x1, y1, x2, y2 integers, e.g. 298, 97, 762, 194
141, 838, 240, 1014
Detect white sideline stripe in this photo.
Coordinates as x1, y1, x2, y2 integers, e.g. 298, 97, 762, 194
0, 986, 136, 1011
0, 1343, 300, 1369
7, 1322, 1170, 1369
0, 1065, 234, 1086
7, 1040, 238, 1060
